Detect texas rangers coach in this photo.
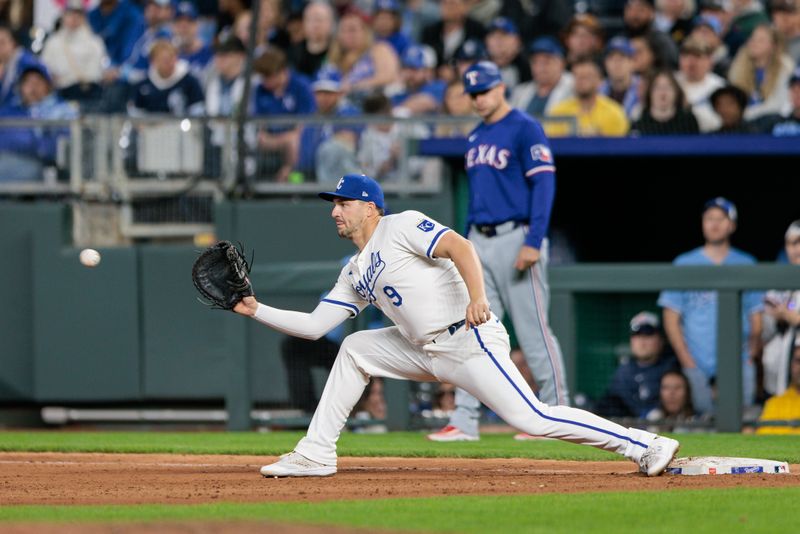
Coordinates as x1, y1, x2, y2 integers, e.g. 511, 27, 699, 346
431, 61, 569, 442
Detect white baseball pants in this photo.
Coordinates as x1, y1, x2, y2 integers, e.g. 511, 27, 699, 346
293, 319, 656, 467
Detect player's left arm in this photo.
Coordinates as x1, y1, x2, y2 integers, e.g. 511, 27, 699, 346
433, 231, 491, 329
515, 138, 556, 269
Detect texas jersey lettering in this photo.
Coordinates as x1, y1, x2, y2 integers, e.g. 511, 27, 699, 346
466, 144, 510, 170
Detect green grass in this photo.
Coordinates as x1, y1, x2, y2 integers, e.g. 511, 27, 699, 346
2, 488, 799, 533
0, 430, 799, 462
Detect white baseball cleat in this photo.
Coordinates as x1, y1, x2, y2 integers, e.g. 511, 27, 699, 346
638, 436, 680, 476
426, 425, 480, 442
260, 451, 337, 478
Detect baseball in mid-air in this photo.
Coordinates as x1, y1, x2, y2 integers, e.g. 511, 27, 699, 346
79, 248, 101, 267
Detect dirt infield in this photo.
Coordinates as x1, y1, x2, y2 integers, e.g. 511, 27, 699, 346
1, 452, 798, 506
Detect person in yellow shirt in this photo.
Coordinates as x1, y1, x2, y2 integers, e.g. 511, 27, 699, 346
545, 56, 630, 137
756, 344, 800, 434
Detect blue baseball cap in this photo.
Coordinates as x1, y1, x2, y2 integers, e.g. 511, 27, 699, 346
527, 36, 565, 57
175, 1, 197, 19
454, 38, 488, 62
462, 61, 503, 94
605, 36, 634, 57
703, 197, 737, 222
374, 0, 401, 12
402, 44, 436, 69
319, 174, 385, 209
20, 63, 52, 84
487, 17, 519, 35
312, 66, 342, 92
693, 14, 722, 36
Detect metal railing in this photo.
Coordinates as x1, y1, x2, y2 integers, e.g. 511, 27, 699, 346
4, 114, 518, 242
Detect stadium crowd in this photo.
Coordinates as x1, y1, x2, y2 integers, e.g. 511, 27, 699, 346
2, 0, 800, 183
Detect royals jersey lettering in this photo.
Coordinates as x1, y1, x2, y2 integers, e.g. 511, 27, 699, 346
322, 211, 469, 345
465, 109, 555, 249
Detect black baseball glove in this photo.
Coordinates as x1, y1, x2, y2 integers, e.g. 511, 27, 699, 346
192, 240, 254, 310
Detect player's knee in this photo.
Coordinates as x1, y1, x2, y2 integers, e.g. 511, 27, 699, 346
337, 331, 370, 363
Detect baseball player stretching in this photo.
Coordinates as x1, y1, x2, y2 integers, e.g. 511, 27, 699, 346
430, 61, 569, 442
234, 173, 679, 478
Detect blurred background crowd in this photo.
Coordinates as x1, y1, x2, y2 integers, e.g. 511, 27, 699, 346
2, 0, 800, 184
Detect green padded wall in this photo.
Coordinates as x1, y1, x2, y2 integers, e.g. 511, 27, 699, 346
0, 204, 43, 401
33, 241, 141, 401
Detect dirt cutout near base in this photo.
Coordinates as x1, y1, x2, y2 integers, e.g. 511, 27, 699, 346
0, 452, 798, 506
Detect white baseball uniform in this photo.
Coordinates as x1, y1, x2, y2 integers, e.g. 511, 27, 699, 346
254, 210, 657, 466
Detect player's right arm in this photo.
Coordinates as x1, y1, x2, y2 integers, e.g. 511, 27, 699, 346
234, 297, 351, 340
662, 308, 697, 368
233, 265, 366, 340
433, 231, 491, 329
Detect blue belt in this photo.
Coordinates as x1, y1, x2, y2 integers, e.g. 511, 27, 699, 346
447, 319, 466, 335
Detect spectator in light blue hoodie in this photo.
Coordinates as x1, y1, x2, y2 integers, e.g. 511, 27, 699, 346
0, 64, 78, 182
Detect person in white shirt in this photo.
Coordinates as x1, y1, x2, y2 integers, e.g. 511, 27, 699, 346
510, 36, 574, 118
232, 173, 680, 478
41, 0, 107, 104
674, 35, 726, 131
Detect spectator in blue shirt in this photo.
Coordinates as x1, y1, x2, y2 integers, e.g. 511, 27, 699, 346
596, 312, 679, 418
296, 66, 360, 182
0, 64, 78, 182
131, 39, 204, 115
87, 0, 145, 70
658, 197, 764, 415
0, 25, 43, 108
391, 44, 447, 116
252, 46, 316, 182
372, 0, 410, 58
118, 0, 175, 85
173, 1, 213, 83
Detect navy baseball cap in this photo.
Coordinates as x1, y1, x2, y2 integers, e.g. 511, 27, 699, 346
454, 38, 488, 62
175, 1, 198, 19
703, 197, 738, 222
605, 36, 634, 57
528, 36, 565, 57
630, 311, 660, 335
312, 66, 342, 92
487, 17, 519, 35
402, 44, 436, 69
790, 66, 800, 85
319, 174, 385, 209
463, 61, 503, 94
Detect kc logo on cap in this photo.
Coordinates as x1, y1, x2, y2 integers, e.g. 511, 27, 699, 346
319, 174, 386, 210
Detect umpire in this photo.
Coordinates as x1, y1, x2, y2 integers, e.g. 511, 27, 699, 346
429, 61, 569, 442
